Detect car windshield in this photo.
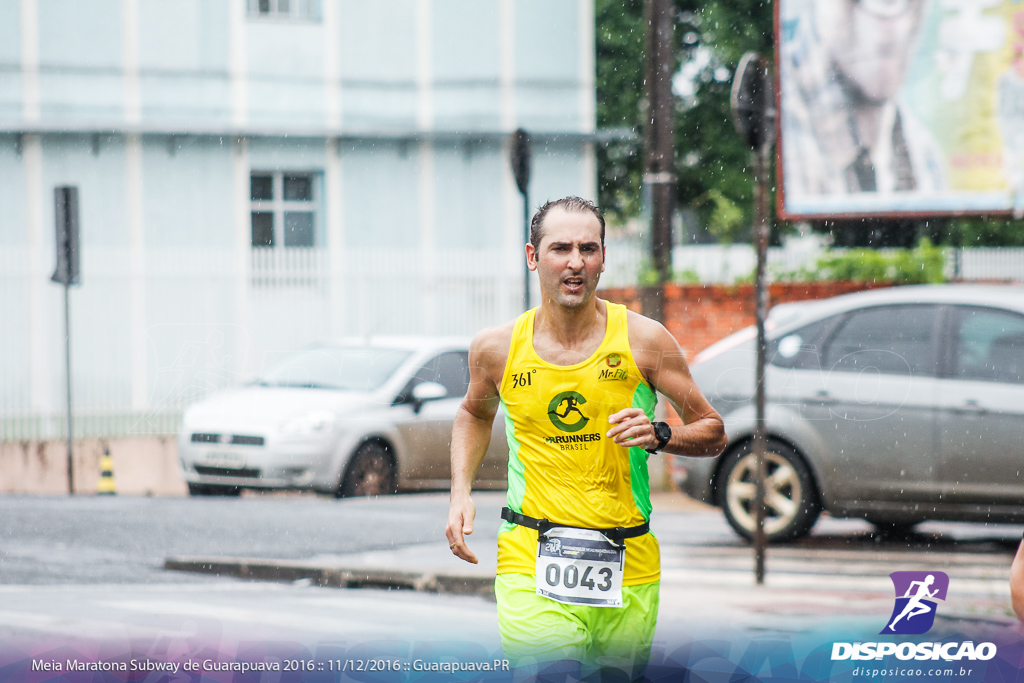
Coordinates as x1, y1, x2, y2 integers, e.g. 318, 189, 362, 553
257, 346, 413, 391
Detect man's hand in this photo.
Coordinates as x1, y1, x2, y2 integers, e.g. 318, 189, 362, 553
445, 495, 479, 564
607, 408, 657, 449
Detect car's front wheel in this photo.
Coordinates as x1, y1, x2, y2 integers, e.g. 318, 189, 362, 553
718, 439, 820, 542
337, 442, 396, 498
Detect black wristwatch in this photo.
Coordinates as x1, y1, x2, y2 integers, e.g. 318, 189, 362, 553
646, 421, 672, 453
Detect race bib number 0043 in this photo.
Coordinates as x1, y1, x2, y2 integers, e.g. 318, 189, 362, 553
535, 527, 624, 608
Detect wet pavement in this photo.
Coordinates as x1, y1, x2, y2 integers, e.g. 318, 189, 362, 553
162, 491, 1023, 636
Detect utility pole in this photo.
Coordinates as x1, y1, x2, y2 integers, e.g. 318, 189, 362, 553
731, 53, 777, 585
510, 129, 532, 311
643, 0, 675, 323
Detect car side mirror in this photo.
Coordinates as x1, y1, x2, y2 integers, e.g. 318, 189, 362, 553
411, 381, 447, 412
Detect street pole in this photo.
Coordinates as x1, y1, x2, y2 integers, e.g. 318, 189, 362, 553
643, 0, 675, 323
751, 123, 771, 584
510, 129, 532, 311
63, 281, 74, 495
51, 186, 81, 496
730, 53, 776, 585
523, 185, 530, 310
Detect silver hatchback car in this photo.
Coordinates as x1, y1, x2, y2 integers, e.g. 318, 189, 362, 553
678, 284, 1024, 541
178, 337, 508, 496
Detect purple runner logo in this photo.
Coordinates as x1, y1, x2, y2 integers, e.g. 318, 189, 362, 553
881, 571, 949, 635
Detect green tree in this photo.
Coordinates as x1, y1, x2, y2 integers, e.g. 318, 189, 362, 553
595, 2, 1024, 247
675, 1, 776, 242
595, 0, 646, 223
933, 217, 1024, 248
596, 0, 778, 240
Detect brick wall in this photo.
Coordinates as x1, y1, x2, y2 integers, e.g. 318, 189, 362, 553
600, 281, 894, 358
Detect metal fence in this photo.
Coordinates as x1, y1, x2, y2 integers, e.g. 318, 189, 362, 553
0, 246, 526, 443
2, 243, 1023, 443
952, 247, 1024, 281
602, 239, 1024, 286
601, 238, 828, 286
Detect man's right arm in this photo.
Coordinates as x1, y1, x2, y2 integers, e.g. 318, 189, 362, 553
445, 327, 506, 564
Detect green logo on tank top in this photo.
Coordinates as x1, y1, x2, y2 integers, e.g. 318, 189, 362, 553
547, 391, 590, 433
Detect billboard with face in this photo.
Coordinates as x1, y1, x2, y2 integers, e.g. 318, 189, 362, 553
778, 0, 1024, 219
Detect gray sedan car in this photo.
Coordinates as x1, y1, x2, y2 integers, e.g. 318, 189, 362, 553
178, 337, 508, 496
678, 284, 1024, 541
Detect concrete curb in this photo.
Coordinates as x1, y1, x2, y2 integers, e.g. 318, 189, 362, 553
164, 557, 496, 599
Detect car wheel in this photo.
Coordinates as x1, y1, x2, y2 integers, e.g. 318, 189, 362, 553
718, 439, 820, 542
338, 443, 396, 498
187, 482, 242, 497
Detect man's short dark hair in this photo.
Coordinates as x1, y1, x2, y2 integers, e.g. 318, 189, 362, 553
529, 197, 606, 254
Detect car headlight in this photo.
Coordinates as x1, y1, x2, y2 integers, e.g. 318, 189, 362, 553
280, 410, 336, 435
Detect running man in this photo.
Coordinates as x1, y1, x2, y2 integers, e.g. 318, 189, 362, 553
445, 197, 726, 681
887, 574, 939, 632
549, 394, 585, 421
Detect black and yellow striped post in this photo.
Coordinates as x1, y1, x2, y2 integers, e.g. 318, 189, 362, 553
97, 448, 116, 495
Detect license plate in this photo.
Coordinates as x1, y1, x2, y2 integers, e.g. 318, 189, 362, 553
201, 451, 245, 468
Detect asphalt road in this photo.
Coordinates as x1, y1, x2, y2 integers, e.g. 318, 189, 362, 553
0, 491, 464, 585
1, 490, 1021, 586
2, 491, 1023, 680
0, 582, 503, 646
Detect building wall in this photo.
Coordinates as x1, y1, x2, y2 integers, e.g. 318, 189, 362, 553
0, 1, 598, 441
3, 0, 593, 135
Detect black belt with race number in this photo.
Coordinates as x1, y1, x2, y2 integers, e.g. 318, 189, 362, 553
500, 507, 650, 544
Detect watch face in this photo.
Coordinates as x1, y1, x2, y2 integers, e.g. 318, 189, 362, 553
654, 421, 672, 445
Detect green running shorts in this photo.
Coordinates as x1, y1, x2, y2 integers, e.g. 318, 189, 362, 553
494, 572, 659, 678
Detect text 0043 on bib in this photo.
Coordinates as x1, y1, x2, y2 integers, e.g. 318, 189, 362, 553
535, 527, 624, 607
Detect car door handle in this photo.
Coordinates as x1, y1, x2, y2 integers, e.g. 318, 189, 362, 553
951, 399, 986, 415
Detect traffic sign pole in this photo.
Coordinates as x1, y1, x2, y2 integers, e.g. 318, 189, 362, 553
731, 53, 777, 585
52, 186, 81, 495
510, 129, 532, 311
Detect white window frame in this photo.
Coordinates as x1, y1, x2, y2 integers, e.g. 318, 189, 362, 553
250, 171, 321, 250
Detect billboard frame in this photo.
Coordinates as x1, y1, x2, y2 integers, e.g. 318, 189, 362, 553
773, 0, 1018, 223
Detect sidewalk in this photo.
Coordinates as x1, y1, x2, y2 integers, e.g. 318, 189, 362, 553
165, 492, 1020, 636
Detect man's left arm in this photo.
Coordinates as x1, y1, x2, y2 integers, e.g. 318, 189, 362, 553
606, 315, 727, 457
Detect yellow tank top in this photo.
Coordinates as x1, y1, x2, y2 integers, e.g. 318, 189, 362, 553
496, 301, 660, 585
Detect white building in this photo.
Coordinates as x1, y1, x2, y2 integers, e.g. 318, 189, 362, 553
0, 0, 597, 442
